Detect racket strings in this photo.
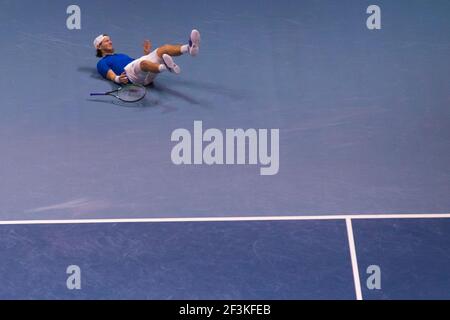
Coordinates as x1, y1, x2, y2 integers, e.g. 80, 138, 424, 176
117, 85, 146, 102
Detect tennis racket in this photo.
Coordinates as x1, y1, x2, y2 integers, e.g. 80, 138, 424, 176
90, 84, 146, 102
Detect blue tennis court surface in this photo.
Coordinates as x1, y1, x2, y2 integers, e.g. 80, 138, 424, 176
0, 220, 355, 299
0, 0, 449, 299
355, 218, 450, 300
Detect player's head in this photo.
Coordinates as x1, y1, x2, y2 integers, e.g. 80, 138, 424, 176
93, 34, 114, 58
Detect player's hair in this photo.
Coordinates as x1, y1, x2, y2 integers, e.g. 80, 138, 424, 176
96, 34, 109, 58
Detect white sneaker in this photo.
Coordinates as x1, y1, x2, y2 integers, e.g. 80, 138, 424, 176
162, 54, 181, 74
188, 29, 200, 56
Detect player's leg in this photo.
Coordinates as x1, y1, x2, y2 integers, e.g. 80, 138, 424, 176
156, 29, 201, 58
138, 30, 201, 76
140, 60, 164, 73
139, 51, 180, 75
156, 44, 184, 58
141, 53, 180, 74
155, 46, 182, 74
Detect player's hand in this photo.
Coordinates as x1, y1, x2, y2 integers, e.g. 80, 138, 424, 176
119, 72, 129, 84
143, 39, 152, 55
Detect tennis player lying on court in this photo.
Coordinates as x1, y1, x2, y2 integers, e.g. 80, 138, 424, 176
94, 29, 200, 86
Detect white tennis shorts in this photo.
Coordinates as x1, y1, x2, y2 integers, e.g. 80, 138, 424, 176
124, 49, 163, 86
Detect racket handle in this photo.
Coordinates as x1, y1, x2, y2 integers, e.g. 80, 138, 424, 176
90, 93, 106, 96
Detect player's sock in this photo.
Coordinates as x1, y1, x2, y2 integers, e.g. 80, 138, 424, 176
158, 64, 167, 72
162, 54, 181, 74
188, 29, 200, 56
181, 45, 189, 54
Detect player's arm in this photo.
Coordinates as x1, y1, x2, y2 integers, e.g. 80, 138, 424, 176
106, 69, 129, 84
143, 40, 152, 55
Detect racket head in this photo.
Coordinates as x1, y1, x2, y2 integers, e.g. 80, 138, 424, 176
114, 84, 147, 102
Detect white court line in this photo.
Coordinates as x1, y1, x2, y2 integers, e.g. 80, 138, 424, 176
346, 218, 363, 300
0, 213, 450, 225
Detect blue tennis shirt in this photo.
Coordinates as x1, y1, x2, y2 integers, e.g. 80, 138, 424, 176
97, 53, 135, 79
